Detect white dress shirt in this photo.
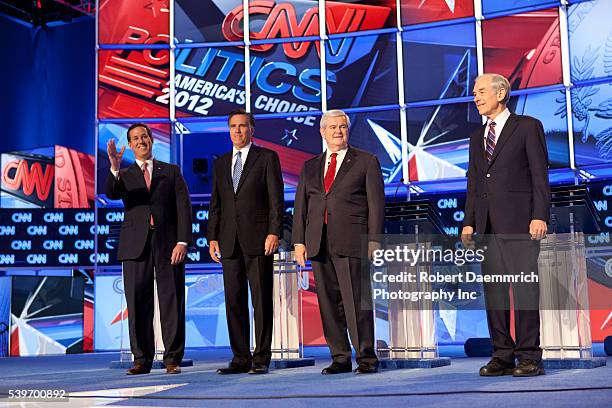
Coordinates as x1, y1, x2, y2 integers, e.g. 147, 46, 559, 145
483, 108, 511, 147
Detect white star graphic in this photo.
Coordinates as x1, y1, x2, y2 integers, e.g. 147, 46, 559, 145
418, 0, 456, 13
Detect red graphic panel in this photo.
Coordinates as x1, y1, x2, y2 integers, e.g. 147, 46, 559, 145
588, 280, 612, 342
98, 49, 170, 118
54, 147, 95, 209
482, 8, 562, 90
99, 0, 170, 44
400, 0, 474, 26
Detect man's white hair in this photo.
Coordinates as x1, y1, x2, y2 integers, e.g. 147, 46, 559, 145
476, 73, 511, 104
320, 109, 351, 129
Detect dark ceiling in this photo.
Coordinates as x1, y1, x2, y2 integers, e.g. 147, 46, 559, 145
0, 0, 94, 26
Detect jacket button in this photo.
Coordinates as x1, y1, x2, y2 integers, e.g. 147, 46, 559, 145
486, 173, 491, 178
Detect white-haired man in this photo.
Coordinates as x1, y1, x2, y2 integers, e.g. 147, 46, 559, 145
462, 74, 550, 377
292, 109, 385, 374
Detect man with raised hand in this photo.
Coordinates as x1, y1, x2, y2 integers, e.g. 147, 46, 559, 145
106, 123, 192, 375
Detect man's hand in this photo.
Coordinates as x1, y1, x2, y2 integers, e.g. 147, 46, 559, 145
171, 244, 187, 265
264, 234, 279, 256
368, 241, 381, 261
295, 244, 307, 267
209, 240, 221, 263
461, 226, 475, 249
107, 138, 125, 171
529, 219, 547, 240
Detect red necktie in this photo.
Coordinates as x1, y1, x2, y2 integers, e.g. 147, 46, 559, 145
324, 153, 337, 192
323, 153, 337, 224
142, 163, 154, 226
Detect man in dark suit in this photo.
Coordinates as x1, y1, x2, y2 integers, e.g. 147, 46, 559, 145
106, 123, 192, 375
292, 109, 385, 374
462, 74, 550, 377
207, 109, 284, 375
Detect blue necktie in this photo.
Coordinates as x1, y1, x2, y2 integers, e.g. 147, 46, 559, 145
232, 151, 242, 192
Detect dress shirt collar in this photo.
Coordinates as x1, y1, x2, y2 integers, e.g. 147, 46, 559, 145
135, 157, 154, 171
325, 146, 348, 165
487, 107, 511, 130
232, 142, 252, 158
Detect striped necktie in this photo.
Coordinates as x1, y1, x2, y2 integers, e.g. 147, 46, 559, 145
485, 121, 496, 163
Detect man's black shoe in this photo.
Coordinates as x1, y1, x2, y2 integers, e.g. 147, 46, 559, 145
479, 357, 515, 376
321, 362, 352, 375
248, 364, 269, 375
355, 362, 379, 374
216, 363, 251, 375
513, 359, 545, 377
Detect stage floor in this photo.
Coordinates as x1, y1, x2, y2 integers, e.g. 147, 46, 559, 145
0, 347, 610, 407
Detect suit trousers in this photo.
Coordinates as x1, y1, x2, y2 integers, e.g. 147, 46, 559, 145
122, 229, 186, 366
221, 235, 274, 367
482, 221, 542, 363
310, 226, 378, 366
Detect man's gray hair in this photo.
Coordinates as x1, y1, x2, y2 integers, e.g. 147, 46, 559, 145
320, 109, 351, 129
476, 73, 511, 104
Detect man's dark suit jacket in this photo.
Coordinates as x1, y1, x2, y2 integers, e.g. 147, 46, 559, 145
463, 113, 550, 235
207, 145, 284, 256
105, 160, 193, 260
292, 146, 385, 258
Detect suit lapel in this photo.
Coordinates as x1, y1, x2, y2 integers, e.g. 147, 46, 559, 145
235, 145, 261, 194
316, 151, 326, 193
150, 160, 163, 193
488, 114, 519, 167
128, 162, 147, 190
477, 124, 487, 162
327, 147, 356, 195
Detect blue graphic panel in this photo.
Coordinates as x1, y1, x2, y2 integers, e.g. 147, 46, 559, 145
326, 32, 399, 108
568, 0, 612, 84
174, 46, 247, 117
570, 83, 612, 167
482, 0, 560, 15
347, 109, 402, 183
402, 22, 477, 102
175, 0, 243, 43
179, 119, 233, 195
0, 277, 9, 357
250, 39, 323, 114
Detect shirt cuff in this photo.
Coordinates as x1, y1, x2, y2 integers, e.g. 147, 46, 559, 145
177, 242, 188, 246
294, 243, 305, 247
110, 169, 120, 179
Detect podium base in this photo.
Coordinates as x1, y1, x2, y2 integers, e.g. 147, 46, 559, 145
271, 358, 316, 369
543, 357, 606, 369
380, 357, 451, 369
109, 359, 194, 369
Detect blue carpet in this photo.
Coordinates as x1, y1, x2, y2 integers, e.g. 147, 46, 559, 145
0, 347, 610, 407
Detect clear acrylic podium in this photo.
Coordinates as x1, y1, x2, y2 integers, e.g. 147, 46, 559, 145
377, 201, 451, 369
253, 251, 314, 369
538, 189, 606, 369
